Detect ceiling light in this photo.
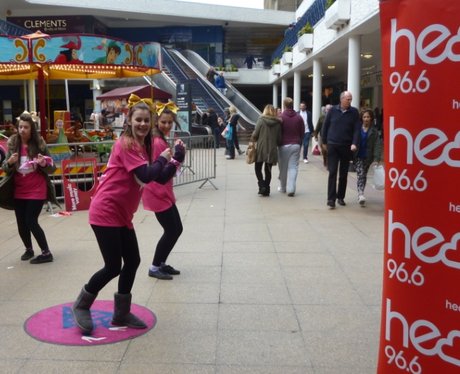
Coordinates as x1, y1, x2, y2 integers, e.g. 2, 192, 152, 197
327, 65, 335, 70
361, 53, 373, 59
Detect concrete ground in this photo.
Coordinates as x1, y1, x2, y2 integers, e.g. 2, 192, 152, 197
0, 150, 384, 373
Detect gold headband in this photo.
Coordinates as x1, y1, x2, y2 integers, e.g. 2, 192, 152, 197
156, 101, 179, 116
127, 94, 156, 113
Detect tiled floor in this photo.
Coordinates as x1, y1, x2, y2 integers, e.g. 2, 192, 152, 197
0, 150, 384, 373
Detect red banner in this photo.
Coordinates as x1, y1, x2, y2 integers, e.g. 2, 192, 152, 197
62, 158, 98, 212
378, 1, 460, 373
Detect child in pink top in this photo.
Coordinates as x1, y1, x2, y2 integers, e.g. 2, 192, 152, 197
142, 101, 186, 280
2, 112, 57, 264
71, 95, 185, 335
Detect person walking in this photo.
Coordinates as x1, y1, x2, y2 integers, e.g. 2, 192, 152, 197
298, 101, 314, 163
142, 101, 185, 280
250, 104, 282, 196
226, 105, 244, 159
215, 71, 227, 95
1, 112, 58, 264
354, 109, 382, 206
206, 108, 220, 149
278, 97, 305, 197
313, 104, 332, 167
71, 95, 185, 335
321, 91, 361, 209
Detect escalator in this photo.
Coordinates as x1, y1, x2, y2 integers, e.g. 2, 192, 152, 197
154, 48, 258, 130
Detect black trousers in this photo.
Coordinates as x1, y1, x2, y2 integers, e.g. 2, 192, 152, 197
327, 144, 352, 202
14, 198, 49, 253
153, 204, 183, 267
86, 225, 140, 295
254, 162, 273, 186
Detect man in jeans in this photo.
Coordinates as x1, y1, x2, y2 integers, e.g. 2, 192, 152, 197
321, 91, 360, 209
298, 101, 314, 163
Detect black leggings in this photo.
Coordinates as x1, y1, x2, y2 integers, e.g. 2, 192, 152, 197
153, 204, 183, 266
254, 162, 273, 186
14, 199, 49, 253
86, 225, 141, 295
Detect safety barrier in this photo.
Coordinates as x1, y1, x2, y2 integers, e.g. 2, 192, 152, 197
0, 134, 217, 204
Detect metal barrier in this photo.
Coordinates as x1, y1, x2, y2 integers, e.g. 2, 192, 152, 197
168, 134, 217, 190
0, 135, 217, 202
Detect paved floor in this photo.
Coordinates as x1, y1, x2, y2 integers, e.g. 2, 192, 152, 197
0, 150, 384, 373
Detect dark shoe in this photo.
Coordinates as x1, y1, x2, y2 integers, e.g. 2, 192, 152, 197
21, 249, 34, 261
72, 286, 97, 335
287, 192, 295, 197
30, 253, 53, 264
327, 200, 336, 209
160, 264, 180, 275
262, 185, 270, 196
148, 269, 173, 280
112, 293, 147, 329
237, 149, 244, 155
337, 199, 346, 206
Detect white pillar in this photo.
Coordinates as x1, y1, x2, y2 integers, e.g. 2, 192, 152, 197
272, 83, 279, 109
92, 80, 102, 113
28, 79, 36, 112
348, 35, 361, 109
281, 79, 288, 110
293, 70, 301, 110
312, 58, 322, 126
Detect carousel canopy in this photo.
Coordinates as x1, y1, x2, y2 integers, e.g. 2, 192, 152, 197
96, 85, 172, 101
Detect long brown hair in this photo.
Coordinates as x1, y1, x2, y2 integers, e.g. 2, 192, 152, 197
152, 109, 178, 142
14, 112, 42, 159
123, 102, 153, 163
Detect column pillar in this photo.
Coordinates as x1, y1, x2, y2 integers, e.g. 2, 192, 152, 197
348, 35, 361, 108
293, 70, 301, 110
272, 83, 279, 109
281, 78, 288, 110
312, 58, 322, 126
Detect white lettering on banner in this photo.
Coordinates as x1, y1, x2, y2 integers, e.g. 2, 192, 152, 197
388, 210, 460, 270
449, 202, 460, 213
389, 116, 460, 166
446, 299, 460, 312
453, 100, 460, 110
390, 18, 460, 67
385, 298, 460, 366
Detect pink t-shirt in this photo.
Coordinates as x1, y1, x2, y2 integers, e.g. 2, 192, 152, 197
142, 136, 176, 213
14, 144, 47, 200
89, 138, 148, 229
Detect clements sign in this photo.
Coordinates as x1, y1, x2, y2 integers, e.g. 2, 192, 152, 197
24, 19, 67, 31
7, 16, 90, 34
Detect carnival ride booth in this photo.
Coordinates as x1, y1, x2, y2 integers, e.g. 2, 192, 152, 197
0, 31, 163, 211
95, 84, 172, 135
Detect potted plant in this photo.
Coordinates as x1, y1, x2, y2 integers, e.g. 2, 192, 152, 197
224, 64, 239, 80
297, 22, 314, 53
271, 57, 281, 74
282, 46, 293, 65
325, 0, 351, 30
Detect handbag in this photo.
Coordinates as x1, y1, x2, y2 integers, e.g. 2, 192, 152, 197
246, 141, 256, 164
0, 174, 15, 210
312, 144, 321, 156
372, 164, 385, 190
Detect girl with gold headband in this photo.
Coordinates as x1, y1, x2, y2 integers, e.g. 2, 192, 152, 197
142, 101, 186, 280
71, 94, 185, 335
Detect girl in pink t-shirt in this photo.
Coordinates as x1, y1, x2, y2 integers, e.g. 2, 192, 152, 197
2, 112, 56, 264
71, 96, 185, 335
142, 102, 185, 280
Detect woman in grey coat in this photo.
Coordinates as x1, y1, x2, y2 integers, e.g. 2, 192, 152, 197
250, 105, 282, 196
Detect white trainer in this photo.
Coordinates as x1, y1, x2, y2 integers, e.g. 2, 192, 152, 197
303, 159, 309, 164
358, 195, 366, 206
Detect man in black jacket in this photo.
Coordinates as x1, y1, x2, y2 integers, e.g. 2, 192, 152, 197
321, 91, 360, 208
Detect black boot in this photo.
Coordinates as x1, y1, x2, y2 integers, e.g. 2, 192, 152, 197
112, 293, 147, 329
72, 286, 97, 335
262, 182, 270, 196
258, 181, 266, 195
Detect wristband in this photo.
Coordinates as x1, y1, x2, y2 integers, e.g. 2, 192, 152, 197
170, 158, 181, 167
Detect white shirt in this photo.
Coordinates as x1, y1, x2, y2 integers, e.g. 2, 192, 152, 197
299, 110, 310, 133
